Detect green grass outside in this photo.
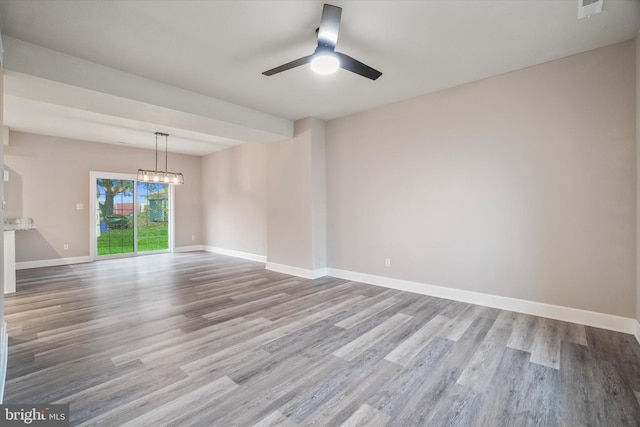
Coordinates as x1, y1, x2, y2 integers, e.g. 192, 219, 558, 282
97, 221, 168, 256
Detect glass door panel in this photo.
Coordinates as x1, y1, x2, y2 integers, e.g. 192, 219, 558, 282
96, 178, 136, 256
91, 172, 172, 259
136, 182, 169, 253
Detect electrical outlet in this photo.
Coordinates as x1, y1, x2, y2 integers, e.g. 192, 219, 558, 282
63, 244, 69, 250
192, 235, 195, 241
385, 258, 391, 267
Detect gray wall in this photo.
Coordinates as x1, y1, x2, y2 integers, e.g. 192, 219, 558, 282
201, 143, 267, 256
4, 131, 202, 262
327, 40, 636, 318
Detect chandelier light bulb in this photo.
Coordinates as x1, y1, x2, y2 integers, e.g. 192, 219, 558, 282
137, 132, 184, 185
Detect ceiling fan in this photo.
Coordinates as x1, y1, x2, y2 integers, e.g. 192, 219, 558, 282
262, 4, 382, 80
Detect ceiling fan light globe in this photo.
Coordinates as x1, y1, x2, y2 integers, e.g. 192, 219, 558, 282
310, 53, 340, 75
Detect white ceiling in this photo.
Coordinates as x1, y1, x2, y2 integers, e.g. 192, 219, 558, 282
0, 0, 638, 155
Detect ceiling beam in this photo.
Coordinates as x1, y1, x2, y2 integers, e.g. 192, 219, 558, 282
2, 36, 293, 145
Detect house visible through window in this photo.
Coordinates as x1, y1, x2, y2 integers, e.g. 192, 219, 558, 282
93, 174, 171, 258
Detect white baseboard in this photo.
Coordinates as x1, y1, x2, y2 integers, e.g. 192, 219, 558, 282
326, 268, 637, 335
16, 256, 92, 270
266, 262, 327, 280
0, 322, 7, 403
635, 321, 640, 345
204, 246, 267, 263
174, 245, 205, 253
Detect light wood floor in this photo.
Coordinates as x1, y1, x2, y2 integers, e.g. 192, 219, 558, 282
4, 252, 640, 426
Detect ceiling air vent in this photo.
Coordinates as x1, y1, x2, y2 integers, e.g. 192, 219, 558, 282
578, 0, 603, 19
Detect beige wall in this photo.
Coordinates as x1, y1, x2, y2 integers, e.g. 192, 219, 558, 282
201, 143, 267, 256
0, 70, 4, 322
310, 118, 327, 270
267, 120, 314, 269
267, 118, 327, 270
637, 33, 640, 324
327, 40, 636, 317
3, 39, 637, 321
4, 131, 202, 262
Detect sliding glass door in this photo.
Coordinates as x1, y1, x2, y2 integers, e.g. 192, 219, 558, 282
96, 178, 136, 256
91, 172, 173, 259
136, 182, 169, 252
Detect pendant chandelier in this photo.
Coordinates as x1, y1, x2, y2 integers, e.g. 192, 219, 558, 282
137, 132, 184, 185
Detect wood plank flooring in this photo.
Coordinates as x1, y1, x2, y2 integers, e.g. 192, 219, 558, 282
4, 252, 640, 426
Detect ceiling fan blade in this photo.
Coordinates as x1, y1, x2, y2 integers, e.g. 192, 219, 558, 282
262, 54, 314, 76
317, 4, 342, 49
335, 52, 382, 80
